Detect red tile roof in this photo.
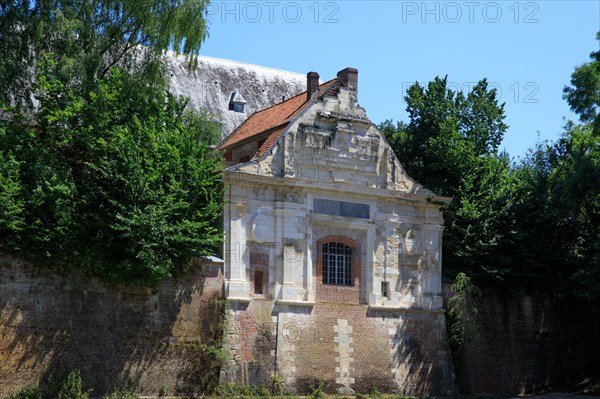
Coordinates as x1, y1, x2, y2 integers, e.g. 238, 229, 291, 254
256, 125, 286, 158
219, 78, 341, 157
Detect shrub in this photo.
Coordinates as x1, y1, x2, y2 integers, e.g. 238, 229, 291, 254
8, 386, 42, 399
57, 370, 90, 399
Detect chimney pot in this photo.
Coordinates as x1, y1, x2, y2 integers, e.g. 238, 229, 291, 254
307, 71, 320, 101
337, 67, 358, 100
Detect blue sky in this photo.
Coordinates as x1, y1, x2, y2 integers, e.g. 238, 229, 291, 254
199, 1, 600, 158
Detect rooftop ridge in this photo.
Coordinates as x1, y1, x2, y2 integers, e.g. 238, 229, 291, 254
254, 77, 338, 118
166, 51, 306, 79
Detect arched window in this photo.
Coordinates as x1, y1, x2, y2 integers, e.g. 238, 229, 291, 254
322, 242, 353, 286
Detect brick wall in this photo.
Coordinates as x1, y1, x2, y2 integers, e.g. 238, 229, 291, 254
449, 287, 600, 395
221, 300, 455, 396
0, 255, 224, 398
5, 254, 596, 397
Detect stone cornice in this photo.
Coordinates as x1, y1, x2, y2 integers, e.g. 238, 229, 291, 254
223, 170, 452, 206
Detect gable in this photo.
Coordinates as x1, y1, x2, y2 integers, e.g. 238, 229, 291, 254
230, 85, 437, 198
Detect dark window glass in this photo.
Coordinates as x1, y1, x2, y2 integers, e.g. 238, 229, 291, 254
339, 201, 370, 218
314, 199, 369, 219
381, 281, 390, 298
254, 270, 264, 294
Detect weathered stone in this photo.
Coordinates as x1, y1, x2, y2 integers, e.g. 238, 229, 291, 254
0, 256, 224, 398
220, 68, 454, 396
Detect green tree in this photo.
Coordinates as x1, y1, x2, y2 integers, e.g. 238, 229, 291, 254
381, 77, 507, 198
381, 77, 518, 281
447, 153, 522, 280
0, 59, 223, 285
383, 33, 600, 296
0, 151, 24, 243
74, 71, 223, 284
514, 122, 600, 296
511, 32, 600, 296
0, 95, 79, 257
0, 0, 210, 109
0, 0, 220, 285
563, 32, 600, 133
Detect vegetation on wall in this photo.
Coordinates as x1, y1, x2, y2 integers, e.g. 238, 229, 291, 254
446, 272, 481, 373
0, 1, 222, 286
8, 370, 141, 399
382, 32, 600, 297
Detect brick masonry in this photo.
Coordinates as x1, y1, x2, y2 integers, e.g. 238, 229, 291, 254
220, 300, 455, 396
2, 254, 599, 397
0, 255, 225, 398
451, 287, 600, 396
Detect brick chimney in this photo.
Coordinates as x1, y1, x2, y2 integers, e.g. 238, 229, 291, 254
307, 71, 320, 101
337, 67, 358, 100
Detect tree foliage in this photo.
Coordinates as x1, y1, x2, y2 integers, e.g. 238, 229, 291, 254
447, 272, 481, 357
381, 77, 518, 281
514, 123, 600, 296
0, 0, 210, 109
383, 32, 600, 297
383, 77, 507, 198
514, 32, 600, 296
563, 32, 600, 133
0, 58, 222, 285
0, 1, 220, 285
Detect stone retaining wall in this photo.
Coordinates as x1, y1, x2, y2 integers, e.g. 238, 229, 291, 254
0, 256, 224, 398
453, 288, 600, 395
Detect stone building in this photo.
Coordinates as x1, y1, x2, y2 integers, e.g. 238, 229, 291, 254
165, 53, 306, 137
218, 68, 455, 396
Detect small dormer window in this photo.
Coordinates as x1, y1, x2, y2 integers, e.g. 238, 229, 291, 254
228, 90, 247, 113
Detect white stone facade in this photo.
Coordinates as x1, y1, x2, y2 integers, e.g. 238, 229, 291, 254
222, 71, 449, 311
